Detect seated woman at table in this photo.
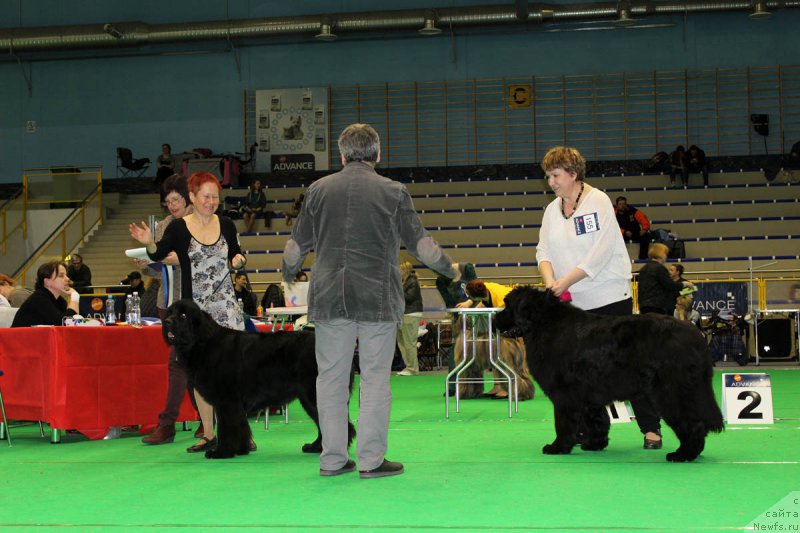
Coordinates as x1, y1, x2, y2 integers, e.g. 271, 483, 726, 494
129, 171, 247, 454
11, 260, 80, 327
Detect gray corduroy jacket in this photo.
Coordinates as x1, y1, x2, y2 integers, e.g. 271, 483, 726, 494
281, 161, 456, 324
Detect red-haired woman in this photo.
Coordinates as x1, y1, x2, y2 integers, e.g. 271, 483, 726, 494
130, 171, 247, 454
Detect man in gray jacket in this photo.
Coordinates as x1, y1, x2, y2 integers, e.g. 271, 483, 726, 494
282, 123, 458, 479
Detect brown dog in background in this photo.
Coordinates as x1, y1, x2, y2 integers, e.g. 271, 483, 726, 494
452, 316, 535, 401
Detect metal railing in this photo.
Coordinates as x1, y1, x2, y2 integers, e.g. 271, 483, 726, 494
0, 188, 26, 255
13, 168, 104, 286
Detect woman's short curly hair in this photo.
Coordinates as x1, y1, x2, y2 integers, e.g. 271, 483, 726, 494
465, 279, 488, 299
541, 146, 587, 181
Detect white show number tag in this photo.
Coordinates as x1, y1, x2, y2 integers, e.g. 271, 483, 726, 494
606, 401, 631, 424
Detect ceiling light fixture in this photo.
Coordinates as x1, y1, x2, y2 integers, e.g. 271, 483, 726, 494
315, 19, 337, 41
614, 1, 636, 27
749, 1, 772, 19
419, 11, 442, 35
103, 23, 124, 39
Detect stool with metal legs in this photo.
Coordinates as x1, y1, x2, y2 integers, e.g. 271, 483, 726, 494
445, 307, 519, 418
253, 306, 309, 428
256, 405, 289, 429
0, 370, 11, 446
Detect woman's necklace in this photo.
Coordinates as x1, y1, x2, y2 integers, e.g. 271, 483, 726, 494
561, 181, 585, 219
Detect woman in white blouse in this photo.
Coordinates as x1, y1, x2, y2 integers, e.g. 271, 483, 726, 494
536, 146, 662, 451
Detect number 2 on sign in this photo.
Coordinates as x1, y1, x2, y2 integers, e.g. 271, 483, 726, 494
737, 391, 763, 419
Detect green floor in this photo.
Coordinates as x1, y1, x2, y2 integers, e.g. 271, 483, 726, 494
1, 368, 799, 532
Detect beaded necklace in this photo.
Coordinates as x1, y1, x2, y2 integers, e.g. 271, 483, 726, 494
560, 181, 585, 219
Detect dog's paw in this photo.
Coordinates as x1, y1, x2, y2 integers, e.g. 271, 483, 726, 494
666, 452, 693, 463
302, 441, 322, 454
542, 443, 573, 455
205, 448, 236, 459
580, 439, 608, 452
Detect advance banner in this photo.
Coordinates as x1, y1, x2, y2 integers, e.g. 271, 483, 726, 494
254, 87, 329, 173
693, 281, 748, 317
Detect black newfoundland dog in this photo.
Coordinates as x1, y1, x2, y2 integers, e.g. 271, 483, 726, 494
163, 299, 355, 459
494, 287, 723, 462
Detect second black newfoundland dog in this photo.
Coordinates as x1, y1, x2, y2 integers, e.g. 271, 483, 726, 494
163, 299, 355, 459
495, 287, 723, 462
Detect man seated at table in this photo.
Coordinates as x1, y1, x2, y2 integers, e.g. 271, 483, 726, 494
233, 272, 256, 316
121, 271, 145, 296
12, 260, 80, 327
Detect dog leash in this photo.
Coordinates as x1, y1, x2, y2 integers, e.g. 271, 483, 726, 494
201, 266, 239, 307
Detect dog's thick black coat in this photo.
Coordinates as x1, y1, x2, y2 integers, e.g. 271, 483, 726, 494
163, 299, 355, 459
495, 287, 723, 462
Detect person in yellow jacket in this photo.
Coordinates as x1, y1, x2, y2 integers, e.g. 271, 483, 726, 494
456, 279, 512, 310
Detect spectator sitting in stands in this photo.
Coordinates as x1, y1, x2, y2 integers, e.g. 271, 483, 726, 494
285, 193, 304, 226
614, 196, 651, 260
233, 272, 256, 316
687, 145, 709, 186
121, 271, 144, 296
241, 178, 268, 232
11, 260, 80, 327
66, 253, 92, 294
669, 145, 688, 187
155, 143, 176, 185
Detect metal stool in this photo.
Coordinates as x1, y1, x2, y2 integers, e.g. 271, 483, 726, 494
445, 307, 519, 418
0, 370, 11, 446
256, 405, 289, 430
253, 306, 309, 429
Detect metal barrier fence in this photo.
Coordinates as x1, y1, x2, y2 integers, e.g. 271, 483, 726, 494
12, 168, 104, 286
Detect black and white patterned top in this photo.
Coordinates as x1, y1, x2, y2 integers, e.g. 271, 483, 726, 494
188, 234, 244, 329
148, 216, 244, 330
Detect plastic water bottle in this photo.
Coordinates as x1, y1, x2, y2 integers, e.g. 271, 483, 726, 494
105, 295, 116, 324
132, 291, 141, 325
125, 294, 133, 323
237, 298, 244, 316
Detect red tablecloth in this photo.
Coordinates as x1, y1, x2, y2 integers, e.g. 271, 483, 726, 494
0, 326, 196, 439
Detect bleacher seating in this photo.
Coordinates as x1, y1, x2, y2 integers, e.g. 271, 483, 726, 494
228, 171, 799, 291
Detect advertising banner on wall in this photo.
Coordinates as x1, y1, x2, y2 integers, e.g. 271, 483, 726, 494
693, 282, 749, 316
254, 87, 329, 173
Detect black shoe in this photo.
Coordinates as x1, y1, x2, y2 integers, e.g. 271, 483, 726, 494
320, 459, 356, 477
643, 435, 663, 450
359, 459, 404, 479
186, 436, 216, 453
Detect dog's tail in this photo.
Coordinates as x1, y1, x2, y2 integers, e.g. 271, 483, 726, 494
697, 375, 725, 434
